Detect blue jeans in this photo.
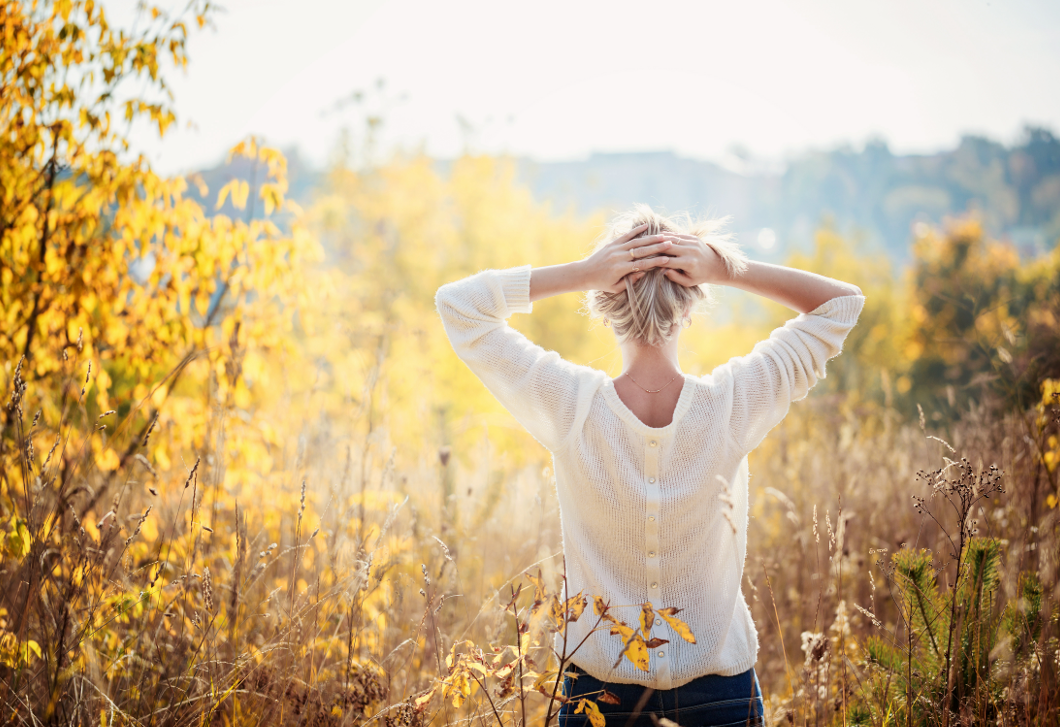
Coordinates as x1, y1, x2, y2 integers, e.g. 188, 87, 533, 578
558, 663, 764, 727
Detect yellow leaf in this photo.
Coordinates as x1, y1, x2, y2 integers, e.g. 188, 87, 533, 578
215, 179, 238, 210
413, 685, 437, 711
260, 183, 283, 216
550, 595, 565, 626
232, 179, 250, 210
448, 671, 470, 708
526, 569, 547, 603
615, 632, 649, 672
609, 622, 634, 639
657, 607, 696, 644
566, 594, 587, 622
582, 699, 606, 727
532, 670, 558, 693
639, 602, 654, 635
495, 659, 518, 679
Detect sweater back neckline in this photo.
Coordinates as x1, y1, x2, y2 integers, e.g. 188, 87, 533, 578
600, 375, 697, 436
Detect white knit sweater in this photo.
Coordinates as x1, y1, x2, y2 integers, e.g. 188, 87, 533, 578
435, 265, 865, 689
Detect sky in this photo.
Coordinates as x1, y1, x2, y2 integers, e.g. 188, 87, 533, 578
111, 0, 1060, 175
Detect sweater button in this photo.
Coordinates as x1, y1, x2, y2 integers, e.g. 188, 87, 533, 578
648, 551, 656, 558
651, 582, 658, 589
648, 516, 656, 522
657, 650, 665, 658
648, 478, 655, 484
649, 440, 657, 447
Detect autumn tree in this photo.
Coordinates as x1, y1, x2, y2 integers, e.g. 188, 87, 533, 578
904, 217, 1060, 415
0, 3, 318, 718
1, 0, 317, 474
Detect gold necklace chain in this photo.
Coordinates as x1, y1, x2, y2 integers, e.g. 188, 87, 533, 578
624, 371, 680, 394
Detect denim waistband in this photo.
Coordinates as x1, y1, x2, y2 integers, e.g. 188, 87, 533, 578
559, 662, 764, 727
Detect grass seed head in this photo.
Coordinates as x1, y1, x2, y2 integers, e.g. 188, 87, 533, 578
184, 457, 201, 489
142, 414, 158, 447
203, 567, 214, 612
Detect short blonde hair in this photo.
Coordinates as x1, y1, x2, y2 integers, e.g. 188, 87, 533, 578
585, 204, 748, 347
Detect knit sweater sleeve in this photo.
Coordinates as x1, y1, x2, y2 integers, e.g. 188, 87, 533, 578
720, 294, 866, 454
435, 266, 597, 453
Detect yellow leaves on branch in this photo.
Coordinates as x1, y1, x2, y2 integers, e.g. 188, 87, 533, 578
594, 597, 694, 672
0, 629, 41, 670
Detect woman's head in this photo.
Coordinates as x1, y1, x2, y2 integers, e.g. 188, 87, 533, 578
585, 204, 748, 348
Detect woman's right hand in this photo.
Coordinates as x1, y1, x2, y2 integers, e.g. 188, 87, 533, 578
655, 233, 733, 287
579, 223, 675, 294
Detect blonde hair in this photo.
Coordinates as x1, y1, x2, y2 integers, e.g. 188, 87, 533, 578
585, 204, 748, 347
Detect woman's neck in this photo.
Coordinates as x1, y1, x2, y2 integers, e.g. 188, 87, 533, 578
617, 337, 683, 382
613, 336, 686, 427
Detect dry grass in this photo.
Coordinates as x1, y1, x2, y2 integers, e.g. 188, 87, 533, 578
1, 350, 1057, 727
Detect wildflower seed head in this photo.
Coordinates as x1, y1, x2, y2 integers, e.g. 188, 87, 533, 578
76, 328, 83, 352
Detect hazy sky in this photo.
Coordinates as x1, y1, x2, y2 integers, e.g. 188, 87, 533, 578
113, 0, 1060, 174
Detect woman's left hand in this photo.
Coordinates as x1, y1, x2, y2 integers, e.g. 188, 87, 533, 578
579, 223, 674, 294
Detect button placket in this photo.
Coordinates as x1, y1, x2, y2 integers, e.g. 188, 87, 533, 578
644, 438, 661, 601
644, 437, 672, 689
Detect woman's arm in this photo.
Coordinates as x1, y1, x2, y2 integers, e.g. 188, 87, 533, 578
722, 260, 862, 314
658, 234, 861, 313
435, 228, 672, 452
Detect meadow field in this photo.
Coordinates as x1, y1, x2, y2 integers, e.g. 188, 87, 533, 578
2, 2, 1060, 725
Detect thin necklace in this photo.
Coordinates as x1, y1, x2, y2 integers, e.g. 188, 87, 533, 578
624, 371, 681, 394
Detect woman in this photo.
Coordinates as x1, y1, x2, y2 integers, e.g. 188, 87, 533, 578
435, 205, 864, 726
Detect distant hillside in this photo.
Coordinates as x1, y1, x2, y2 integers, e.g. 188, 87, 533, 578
191, 126, 1060, 262
512, 126, 1060, 261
